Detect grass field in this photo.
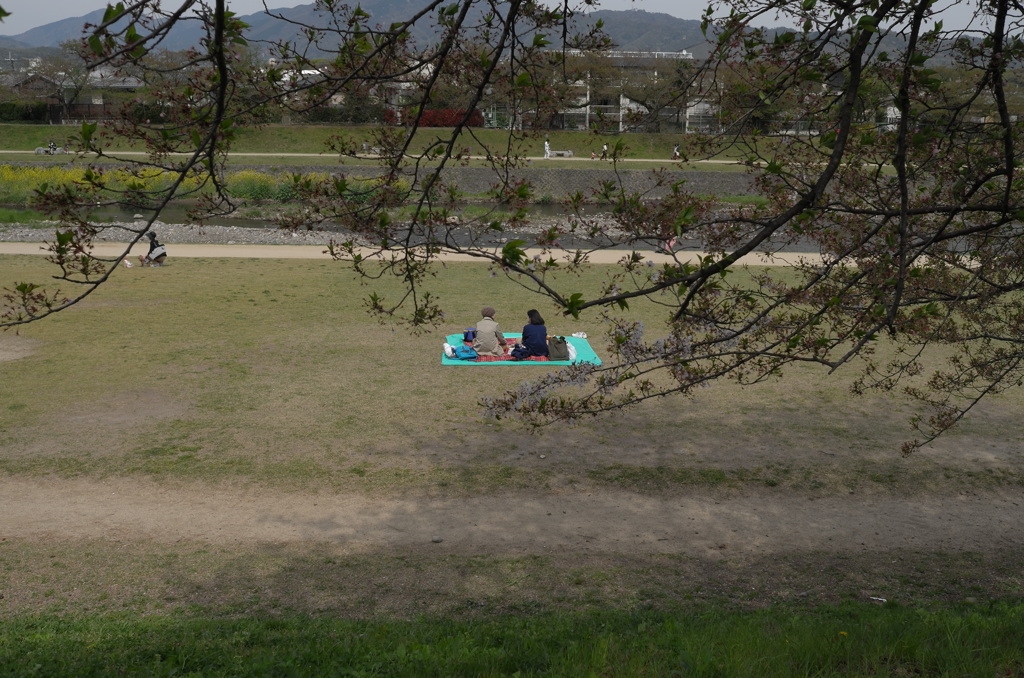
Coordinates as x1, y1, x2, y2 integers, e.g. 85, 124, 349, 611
0, 122, 749, 162
2, 251, 1024, 675
4, 603, 1022, 677
2, 254, 1020, 493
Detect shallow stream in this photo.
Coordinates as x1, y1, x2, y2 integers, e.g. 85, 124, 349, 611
77, 203, 818, 253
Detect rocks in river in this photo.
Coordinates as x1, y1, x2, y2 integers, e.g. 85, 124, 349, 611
0, 222, 338, 247
0, 215, 581, 247
0, 208, 651, 248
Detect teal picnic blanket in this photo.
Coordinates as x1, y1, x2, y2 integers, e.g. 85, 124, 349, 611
442, 333, 602, 366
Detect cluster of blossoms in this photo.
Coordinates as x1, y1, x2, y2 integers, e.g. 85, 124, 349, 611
652, 335, 694, 363
481, 363, 600, 422
609, 319, 647, 363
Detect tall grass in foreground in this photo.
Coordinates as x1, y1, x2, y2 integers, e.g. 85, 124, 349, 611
3, 603, 1021, 677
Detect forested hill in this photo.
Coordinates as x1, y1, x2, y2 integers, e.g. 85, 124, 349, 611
0, 3, 710, 55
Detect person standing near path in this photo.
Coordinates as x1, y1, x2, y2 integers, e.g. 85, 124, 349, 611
672, 144, 680, 160
660, 226, 678, 253
473, 306, 508, 356
544, 139, 551, 159
600, 142, 608, 161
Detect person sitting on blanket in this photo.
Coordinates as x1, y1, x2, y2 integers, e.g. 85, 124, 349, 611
522, 309, 549, 357
473, 306, 507, 356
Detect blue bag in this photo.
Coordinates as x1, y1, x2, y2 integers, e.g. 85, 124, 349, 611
453, 345, 478, 360
463, 328, 477, 342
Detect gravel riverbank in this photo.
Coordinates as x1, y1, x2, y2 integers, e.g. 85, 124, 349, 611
0, 221, 342, 247
0, 212, 639, 250
0, 220, 822, 271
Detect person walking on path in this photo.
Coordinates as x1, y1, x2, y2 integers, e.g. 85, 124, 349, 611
544, 139, 551, 159
600, 142, 608, 160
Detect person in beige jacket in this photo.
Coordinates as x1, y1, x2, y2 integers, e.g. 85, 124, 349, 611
473, 306, 508, 356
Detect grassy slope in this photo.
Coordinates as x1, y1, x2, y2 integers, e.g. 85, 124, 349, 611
0, 122, 742, 159
3, 254, 1021, 494
0, 140, 1020, 672
3, 604, 1022, 677
2, 252, 1023, 673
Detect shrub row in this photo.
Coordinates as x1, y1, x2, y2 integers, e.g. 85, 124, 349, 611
0, 165, 394, 205
0, 102, 52, 123
419, 109, 485, 127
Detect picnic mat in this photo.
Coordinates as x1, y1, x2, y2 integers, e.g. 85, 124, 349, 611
442, 333, 602, 366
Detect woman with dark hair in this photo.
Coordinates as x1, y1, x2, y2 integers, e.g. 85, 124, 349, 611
522, 309, 548, 357
138, 231, 168, 267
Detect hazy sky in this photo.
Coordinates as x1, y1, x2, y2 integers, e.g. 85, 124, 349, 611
0, 0, 982, 36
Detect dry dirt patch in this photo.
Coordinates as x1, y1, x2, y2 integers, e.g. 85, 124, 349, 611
3, 476, 1021, 555
0, 334, 40, 364
59, 387, 191, 429
1, 476, 1022, 617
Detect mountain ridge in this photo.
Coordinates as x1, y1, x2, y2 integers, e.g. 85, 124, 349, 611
0, 3, 711, 55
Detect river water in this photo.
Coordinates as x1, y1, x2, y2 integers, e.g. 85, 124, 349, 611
87, 203, 819, 253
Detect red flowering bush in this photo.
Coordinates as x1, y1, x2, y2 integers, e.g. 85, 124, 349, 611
419, 109, 484, 127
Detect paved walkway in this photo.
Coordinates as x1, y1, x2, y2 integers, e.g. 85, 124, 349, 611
0, 240, 823, 266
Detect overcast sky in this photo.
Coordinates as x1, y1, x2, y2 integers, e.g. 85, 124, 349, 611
0, 0, 981, 36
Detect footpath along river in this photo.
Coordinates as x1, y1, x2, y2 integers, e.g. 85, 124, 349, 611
0, 210, 823, 265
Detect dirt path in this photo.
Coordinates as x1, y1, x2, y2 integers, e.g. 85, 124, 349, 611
0, 241, 823, 266
4, 476, 1021, 557
2, 474, 1022, 617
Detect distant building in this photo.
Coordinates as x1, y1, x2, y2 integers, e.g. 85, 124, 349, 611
2, 66, 142, 123
482, 49, 705, 133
